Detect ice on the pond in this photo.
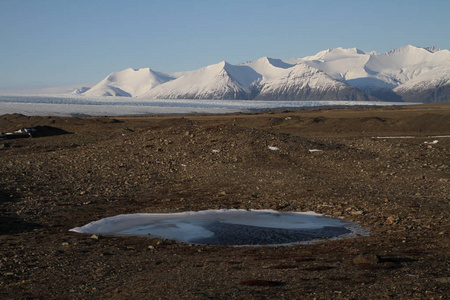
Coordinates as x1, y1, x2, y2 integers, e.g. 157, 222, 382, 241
70, 209, 363, 246
120, 222, 215, 241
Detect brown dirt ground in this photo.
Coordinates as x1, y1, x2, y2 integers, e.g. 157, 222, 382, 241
1, 104, 449, 299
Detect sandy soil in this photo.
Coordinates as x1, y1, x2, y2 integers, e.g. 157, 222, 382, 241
1, 104, 449, 299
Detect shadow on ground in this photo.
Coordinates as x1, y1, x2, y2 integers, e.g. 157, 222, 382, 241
0, 190, 40, 235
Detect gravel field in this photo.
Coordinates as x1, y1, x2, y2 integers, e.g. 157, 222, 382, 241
1, 104, 449, 299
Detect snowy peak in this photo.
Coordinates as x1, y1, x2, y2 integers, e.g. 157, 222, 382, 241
365, 45, 450, 82
256, 57, 295, 69
142, 61, 252, 100
379, 45, 450, 66
267, 57, 294, 69
300, 47, 367, 61
84, 67, 175, 97
241, 57, 295, 80
255, 62, 373, 101
378, 45, 435, 67
282, 45, 450, 102
386, 44, 424, 54
223, 63, 262, 88
210, 60, 228, 70
383, 45, 448, 56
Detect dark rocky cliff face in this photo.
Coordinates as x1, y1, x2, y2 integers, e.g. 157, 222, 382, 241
254, 84, 376, 101
396, 84, 450, 103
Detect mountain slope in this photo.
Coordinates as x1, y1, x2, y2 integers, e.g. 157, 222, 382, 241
254, 63, 373, 101
285, 45, 450, 102
141, 58, 374, 101
241, 57, 294, 78
394, 64, 450, 102
142, 62, 253, 100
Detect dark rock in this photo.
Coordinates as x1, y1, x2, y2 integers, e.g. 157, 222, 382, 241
353, 254, 381, 265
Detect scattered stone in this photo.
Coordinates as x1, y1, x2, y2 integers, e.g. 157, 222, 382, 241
384, 215, 398, 225
353, 254, 381, 265
435, 277, 450, 284
351, 210, 364, 216
156, 239, 175, 245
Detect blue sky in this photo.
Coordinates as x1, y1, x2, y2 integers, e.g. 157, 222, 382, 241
0, 0, 449, 90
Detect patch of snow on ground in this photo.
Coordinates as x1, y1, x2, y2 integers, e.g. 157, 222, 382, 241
308, 149, 323, 153
424, 140, 438, 144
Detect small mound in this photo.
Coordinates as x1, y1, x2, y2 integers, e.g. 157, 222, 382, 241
0, 126, 70, 139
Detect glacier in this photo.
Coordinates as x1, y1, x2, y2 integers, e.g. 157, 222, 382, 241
0, 95, 415, 117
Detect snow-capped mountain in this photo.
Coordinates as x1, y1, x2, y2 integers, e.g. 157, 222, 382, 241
141, 58, 370, 101
142, 61, 255, 100
286, 45, 450, 102
245, 59, 372, 101
394, 64, 450, 102
81, 45, 450, 102
84, 68, 175, 97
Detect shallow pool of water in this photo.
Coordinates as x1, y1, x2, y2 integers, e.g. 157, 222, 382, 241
70, 209, 363, 246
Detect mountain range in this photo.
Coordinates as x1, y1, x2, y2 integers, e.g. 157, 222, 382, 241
80, 45, 450, 102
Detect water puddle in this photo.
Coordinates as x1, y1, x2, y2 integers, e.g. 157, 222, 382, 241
70, 209, 364, 246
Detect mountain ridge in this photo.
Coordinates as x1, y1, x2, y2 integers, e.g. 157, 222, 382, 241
81, 45, 450, 102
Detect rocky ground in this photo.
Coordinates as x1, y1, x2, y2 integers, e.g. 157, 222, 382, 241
0, 104, 449, 299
